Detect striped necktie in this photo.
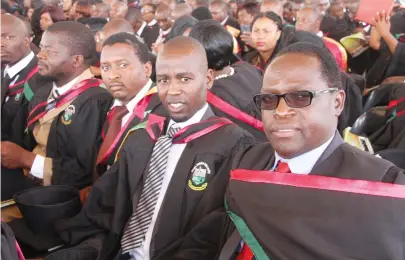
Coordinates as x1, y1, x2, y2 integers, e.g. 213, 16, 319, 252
121, 125, 180, 253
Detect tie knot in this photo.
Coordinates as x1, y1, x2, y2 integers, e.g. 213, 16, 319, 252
167, 126, 180, 138
275, 161, 291, 173
113, 105, 129, 120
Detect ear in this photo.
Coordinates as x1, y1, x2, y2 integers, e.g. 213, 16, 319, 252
24, 36, 30, 48
334, 89, 345, 117
206, 69, 214, 90
275, 29, 282, 41
144, 61, 152, 78
72, 55, 85, 68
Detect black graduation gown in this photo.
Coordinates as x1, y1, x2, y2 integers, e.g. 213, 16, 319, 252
1, 57, 49, 146
172, 133, 405, 260
24, 81, 114, 189
338, 72, 363, 133
369, 84, 405, 152
52, 108, 254, 260
96, 91, 167, 176
141, 23, 160, 50
208, 61, 266, 141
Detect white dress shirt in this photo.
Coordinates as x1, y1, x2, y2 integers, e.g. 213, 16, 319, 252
30, 72, 93, 179
110, 79, 153, 128
317, 31, 324, 37
272, 134, 335, 174
3, 51, 35, 80
147, 19, 157, 26
154, 28, 171, 46
221, 16, 229, 26
3, 52, 35, 102
137, 22, 147, 36
129, 103, 209, 260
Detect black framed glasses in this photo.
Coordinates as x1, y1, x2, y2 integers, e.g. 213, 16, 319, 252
253, 88, 339, 110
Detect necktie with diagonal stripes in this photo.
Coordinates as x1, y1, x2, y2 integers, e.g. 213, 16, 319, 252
121, 125, 180, 253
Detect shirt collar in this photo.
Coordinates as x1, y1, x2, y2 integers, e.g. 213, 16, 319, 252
52, 69, 94, 97
273, 134, 335, 174
4, 51, 35, 79
160, 28, 171, 36
137, 22, 147, 36
148, 19, 157, 26
221, 16, 229, 26
111, 79, 153, 112
168, 103, 208, 132
317, 31, 324, 37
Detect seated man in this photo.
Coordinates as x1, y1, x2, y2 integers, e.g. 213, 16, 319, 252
95, 32, 165, 179
216, 43, 405, 259
1, 21, 113, 197
1, 14, 46, 146
51, 36, 253, 260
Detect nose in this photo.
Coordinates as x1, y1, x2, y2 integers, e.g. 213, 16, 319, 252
274, 97, 294, 119
108, 66, 121, 81
167, 82, 181, 95
0, 39, 5, 48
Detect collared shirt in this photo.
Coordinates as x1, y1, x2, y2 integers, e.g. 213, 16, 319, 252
317, 31, 324, 37
272, 134, 335, 174
137, 21, 147, 36
110, 79, 153, 127
221, 16, 229, 26
3, 51, 35, 80
154, 28, 172, 46
30, 69, 94, 179
129, 103, 209, 260
147, 19, 157, 26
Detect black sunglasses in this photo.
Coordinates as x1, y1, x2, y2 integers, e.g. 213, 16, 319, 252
253, 88, 339, 110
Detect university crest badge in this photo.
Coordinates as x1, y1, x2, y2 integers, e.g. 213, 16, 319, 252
61, 105, 75, 125
188, 162, 211, 191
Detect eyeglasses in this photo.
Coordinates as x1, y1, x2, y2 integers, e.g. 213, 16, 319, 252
253, 88, 339, 110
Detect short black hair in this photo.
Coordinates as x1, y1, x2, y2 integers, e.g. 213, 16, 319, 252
103, 32, 150, 63
84, 17, 108, 34
189, 20, 238, 70
283, 30, 326, 49
252, 11, 283, 31
276, 42, 342, 89
46, 21, 97, 66
239, 2, 260, 17
165, 15, 198, 43
191, 6, 212, 20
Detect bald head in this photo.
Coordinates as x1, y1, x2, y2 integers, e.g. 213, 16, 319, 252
1, 14, 32, 64
159, 36, 207, 70
110, 2, 128, 20
296, 7, 322, 33
261, 0, 283, 17
171, 3, 193, 21
156, 36, 212, 122
92, 3, 111, 19
97, 19, 134, 52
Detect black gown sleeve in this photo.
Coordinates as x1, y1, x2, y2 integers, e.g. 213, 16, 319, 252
49, 93, 113, 189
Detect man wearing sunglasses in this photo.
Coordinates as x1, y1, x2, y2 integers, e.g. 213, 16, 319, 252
182, 43, 405, 260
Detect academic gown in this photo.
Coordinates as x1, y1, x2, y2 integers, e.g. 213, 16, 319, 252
51, 108, 254, 260
208, 61, 266, 142
141, 23, 160, 50
96, 90, 167, 176
175, 133, 405, 260
23, 80, 113, 189
1, 57, 49, 146
369, 84, 405, 152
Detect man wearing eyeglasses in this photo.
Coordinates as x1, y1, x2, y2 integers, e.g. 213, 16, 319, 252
178, 43, 405, 260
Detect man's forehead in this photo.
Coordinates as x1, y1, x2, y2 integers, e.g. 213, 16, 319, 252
266, 53, 320, 76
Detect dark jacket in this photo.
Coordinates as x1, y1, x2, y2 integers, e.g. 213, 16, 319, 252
140, 23, 160, 50
24, 80, 113, 189
51, 107, 254, 260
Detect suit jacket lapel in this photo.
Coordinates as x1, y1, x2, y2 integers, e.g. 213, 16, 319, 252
310, 132, 345, 177
201, 105, 215, 121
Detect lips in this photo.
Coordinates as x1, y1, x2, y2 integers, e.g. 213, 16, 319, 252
256, 41, 265, 47
108, 82, 125, 89
167, 101, 186, 113
270, 125, 300, 138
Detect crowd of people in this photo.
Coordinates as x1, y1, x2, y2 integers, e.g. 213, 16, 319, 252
1, 0, 405, 259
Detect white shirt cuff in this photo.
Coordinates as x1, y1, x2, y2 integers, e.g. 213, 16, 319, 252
30, 155, 45, 179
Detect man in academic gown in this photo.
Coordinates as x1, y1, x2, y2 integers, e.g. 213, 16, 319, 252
1, 14, 47, 146
221, 43, 404, 260
152, 4, 173, 54
1, 21, 113, 199
49, 36, 253, 260
139, 4, 160, 49
95, 32, 165, 179
171, 43, 405, 260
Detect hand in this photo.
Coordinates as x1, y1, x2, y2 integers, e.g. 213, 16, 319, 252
1, 141, 35, 169
372, 10, 391, 38
240, 32, 256, 48
152, 42, 164, 54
